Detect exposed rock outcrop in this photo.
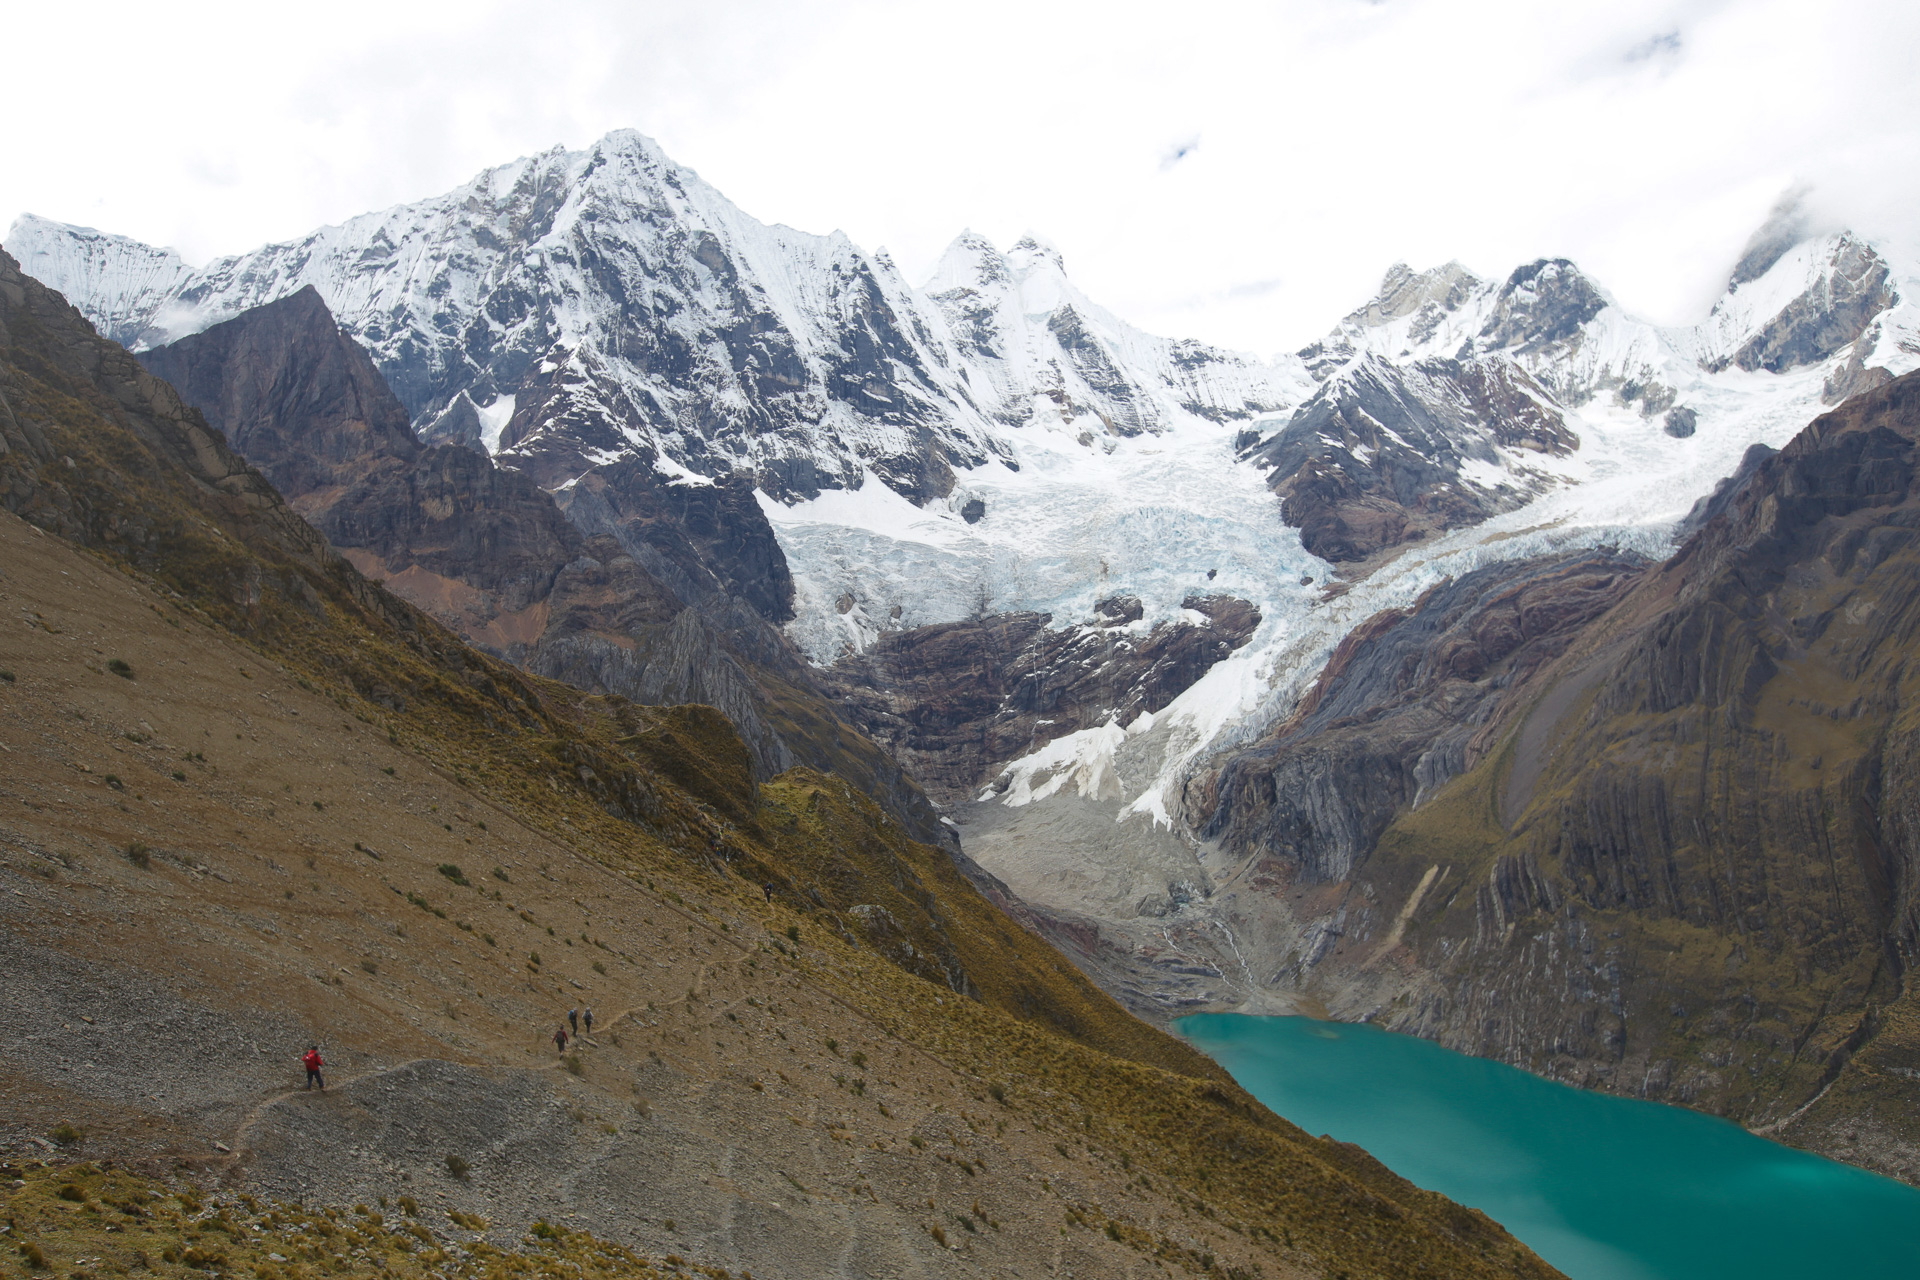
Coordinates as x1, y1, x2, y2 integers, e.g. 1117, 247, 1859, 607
1729, 234, 1894, 374
1248, 354, 1575, 561
1195, 552, 1646, 883
136, 286, 603, 620
822, 596, 1260, 804
1474, 259, 1610, 356
132, 285, 946, 845
1196, 371, 1920, 1183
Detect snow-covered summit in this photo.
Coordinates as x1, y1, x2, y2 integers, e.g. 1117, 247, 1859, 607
9, 133, 1920, 694
4, 131, 1299, 516
8, 214, 195, 348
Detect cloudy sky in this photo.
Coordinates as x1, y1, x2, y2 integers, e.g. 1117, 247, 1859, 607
7, 0, 1918, 354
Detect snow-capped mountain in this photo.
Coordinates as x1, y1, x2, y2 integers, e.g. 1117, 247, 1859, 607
6, 131, 1289, 513
14, 134, 1920, 1115
10, 136, 1920, 804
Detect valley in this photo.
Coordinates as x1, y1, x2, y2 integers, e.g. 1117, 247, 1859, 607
0, 244, 1556, 1279
6, 113, 1920, 1276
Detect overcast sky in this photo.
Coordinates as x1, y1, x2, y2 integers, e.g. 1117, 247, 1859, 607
7, 0, 1918, 355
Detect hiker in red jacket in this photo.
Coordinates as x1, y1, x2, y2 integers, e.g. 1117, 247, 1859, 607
554, 1026, 569, 1054
302, 1045, 325, 1091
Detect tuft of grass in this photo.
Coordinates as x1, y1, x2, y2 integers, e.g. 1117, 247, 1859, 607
0, 668, 15, 682
50, 1123, 81, 1146
171, 771, 186, 781
787, 925, 800, 942
106, 658, 133, 679
491, 866, 510, 882
437, 863, 469, 885
444, 1153, 469, 1181
563, 1054, 584, 1077
360, 959, 379, 974
124, 842, 151, 869
591, 960, 607, 975
19, 1242, 48, 1270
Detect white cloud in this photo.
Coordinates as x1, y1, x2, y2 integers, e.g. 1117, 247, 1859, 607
5, 0, 1918, 355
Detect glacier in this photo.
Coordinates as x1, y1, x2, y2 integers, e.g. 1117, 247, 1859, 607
10, 130, 1920, 878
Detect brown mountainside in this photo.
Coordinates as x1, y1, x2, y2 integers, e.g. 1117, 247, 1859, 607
135, 288, 944, 849
1198, 370, 1920, 1183
0, 251, 1560, 1279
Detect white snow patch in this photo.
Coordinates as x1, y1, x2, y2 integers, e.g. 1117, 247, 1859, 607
476, 395, 516, 455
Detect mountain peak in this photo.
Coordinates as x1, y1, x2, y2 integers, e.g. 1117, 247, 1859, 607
1008, 233, 1066, 274
925, 230, 1010, 293
1352, 260, 1482, 328
1729, 184, 1815, 289
5, 213, 195, 347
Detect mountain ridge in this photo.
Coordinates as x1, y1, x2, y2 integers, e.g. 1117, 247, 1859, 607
16, 129, 1920, 1193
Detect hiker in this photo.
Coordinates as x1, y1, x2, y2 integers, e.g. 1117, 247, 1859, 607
583, 1007, 595, 1035
568, 1007, 579, 1035
554, 1025, 569, 1054
763, 882, 774, 903
302, 1045, 325, 1091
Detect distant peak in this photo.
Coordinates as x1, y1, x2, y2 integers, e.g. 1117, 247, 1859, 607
925, 230, 1011, 293
1729, 185, 1814, 289
5, 212, 188, 265
1008, 235, 1066, 272
1350, 260, 1482, 328
591, 126, 665, 157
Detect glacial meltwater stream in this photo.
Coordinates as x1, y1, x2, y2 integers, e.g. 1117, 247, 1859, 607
1177, 1014, 1920, 1279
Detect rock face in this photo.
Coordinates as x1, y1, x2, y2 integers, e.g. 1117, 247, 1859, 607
135, 287, 945, 846
1248, 354, 1575, 561
1727, 234, 1893, 374
137, 288, 594, 622
0, 256, 332, 580
1195, 552, 1646, 883
1194, 372, 1920, 1182
5, 136, 1291, 512
821, 595, 1261, 804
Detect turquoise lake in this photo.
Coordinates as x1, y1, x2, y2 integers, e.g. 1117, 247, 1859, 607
1176, 1013, 1920, 1279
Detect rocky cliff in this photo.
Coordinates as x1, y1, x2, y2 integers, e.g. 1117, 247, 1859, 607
133, 287, 945, 847
822, 595, 1260, 805
1191, 373, 1920, 1183
1196, 552, 1646, 883
1247, 355, 1576, 562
